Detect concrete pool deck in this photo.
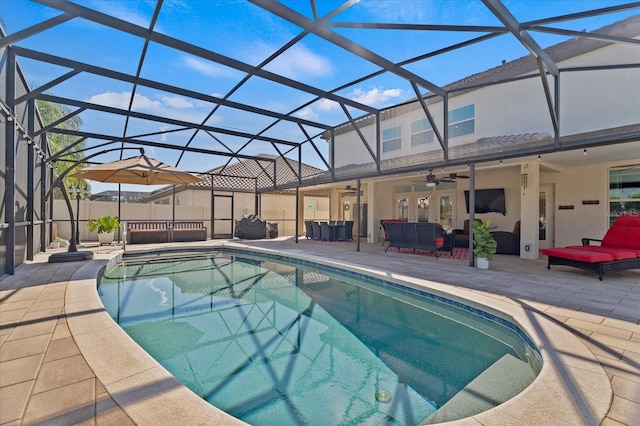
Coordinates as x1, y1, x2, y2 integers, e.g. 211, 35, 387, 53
1, 237, 638, 425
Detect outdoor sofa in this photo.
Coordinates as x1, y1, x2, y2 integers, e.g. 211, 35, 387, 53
380, 219, 404, 247
384, 221, 455, 258
542, 214, 640, 280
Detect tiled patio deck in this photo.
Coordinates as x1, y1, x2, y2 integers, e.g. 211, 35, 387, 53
1, 237, 638, 425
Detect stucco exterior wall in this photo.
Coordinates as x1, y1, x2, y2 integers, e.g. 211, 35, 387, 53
560, 67, 640, 135
331, 41, 639, 170
541, 163, 610, 247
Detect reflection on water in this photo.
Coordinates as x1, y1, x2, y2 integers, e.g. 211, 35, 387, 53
99, 253, 540, 425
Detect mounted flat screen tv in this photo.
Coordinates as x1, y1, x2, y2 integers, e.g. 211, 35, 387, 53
464, 188, 506, 215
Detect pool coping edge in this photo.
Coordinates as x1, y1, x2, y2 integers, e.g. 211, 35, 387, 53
66, 243, 612, 425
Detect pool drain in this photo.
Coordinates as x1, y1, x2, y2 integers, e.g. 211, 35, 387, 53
375, 389, 392, 403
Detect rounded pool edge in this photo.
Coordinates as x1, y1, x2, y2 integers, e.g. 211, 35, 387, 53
66, 244, 612, 426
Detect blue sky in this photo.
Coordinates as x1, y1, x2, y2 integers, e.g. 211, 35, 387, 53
0, 0, 637, 194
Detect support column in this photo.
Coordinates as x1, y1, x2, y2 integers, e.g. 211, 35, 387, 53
356, 179, 361, 252
366, 181, 376, 243
48, 162, 54, 243
520, 161, 540, 260
210, 178, 214, 239
40, 134, 47, 252
171, 185, 176, 229
295, 187, 299, 243
297, 189, 305, 238
254, 179, 258, 215
27, 99, 35, 260
5, 47, 16, 274
117, 184, 122, 242
468, 164, 475, 268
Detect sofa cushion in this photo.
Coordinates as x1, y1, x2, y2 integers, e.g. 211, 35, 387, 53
602, 225, 640, 250
542, 247, 614, 263
565, 246, 639, 260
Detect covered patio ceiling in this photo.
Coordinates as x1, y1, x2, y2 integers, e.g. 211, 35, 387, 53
1, 0, 639, 193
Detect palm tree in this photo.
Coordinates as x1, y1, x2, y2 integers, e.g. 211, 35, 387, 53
36, 100, 89, 197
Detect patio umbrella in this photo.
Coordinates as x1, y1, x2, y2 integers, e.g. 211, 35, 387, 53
72, 154, 202, 185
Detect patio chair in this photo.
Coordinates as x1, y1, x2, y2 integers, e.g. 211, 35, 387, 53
311, 221, 321, 240
344, 221, 354, 240
332, 221, 346, 240
453, 219, 481, 248
320, 222, 335, 241
491, 220, 521, 255
304, 220, 313, 239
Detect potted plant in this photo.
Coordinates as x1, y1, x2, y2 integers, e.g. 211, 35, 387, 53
472, 219, 497, 269
87, 216, 120, 245
49, 236, 66, 249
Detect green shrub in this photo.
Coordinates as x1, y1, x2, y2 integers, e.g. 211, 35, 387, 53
87, 216, 120, 233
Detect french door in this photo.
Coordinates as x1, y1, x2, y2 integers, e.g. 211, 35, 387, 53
437, 192, 455, 230
396, 194, 430, 222
538, 184, 555, 250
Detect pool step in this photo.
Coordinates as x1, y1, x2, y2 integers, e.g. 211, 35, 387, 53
422, 353, 536, 424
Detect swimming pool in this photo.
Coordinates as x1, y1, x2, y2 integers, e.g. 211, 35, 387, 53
98, 249, 541, 425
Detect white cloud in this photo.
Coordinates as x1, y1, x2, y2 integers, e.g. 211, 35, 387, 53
161, 96, 193, 109
158, 126, 170, 142
318, 98, 340, 112
88, 92, 199, 113
183, 56, 236, 78
295, 107, 318, 120
90, 1, 150, 28
88, 92, 162, 110
264, 44, 333, 79
350, 87, 402, 106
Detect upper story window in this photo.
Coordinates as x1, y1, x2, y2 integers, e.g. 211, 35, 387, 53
383, 126, 402, 152
448, 104, 475, 138
411, 118, 435, 146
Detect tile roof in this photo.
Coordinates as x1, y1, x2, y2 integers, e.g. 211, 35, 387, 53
146, 154, 325, 199
302, 123, 640, 185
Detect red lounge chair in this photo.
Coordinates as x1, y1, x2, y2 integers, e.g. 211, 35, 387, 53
542, 214, 640, 280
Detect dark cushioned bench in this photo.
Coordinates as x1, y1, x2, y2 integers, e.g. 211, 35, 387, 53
171, 221, 207, 242
542, 214, 640, 280
127, 221, 207, 244
384, 222, 455, 258
127, 221, 171, 244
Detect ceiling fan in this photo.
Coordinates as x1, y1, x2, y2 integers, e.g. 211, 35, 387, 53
414, 170, 469, 186
338, 184, 359, 195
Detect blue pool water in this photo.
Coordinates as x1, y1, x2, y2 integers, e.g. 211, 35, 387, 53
98, 250, 541, 425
